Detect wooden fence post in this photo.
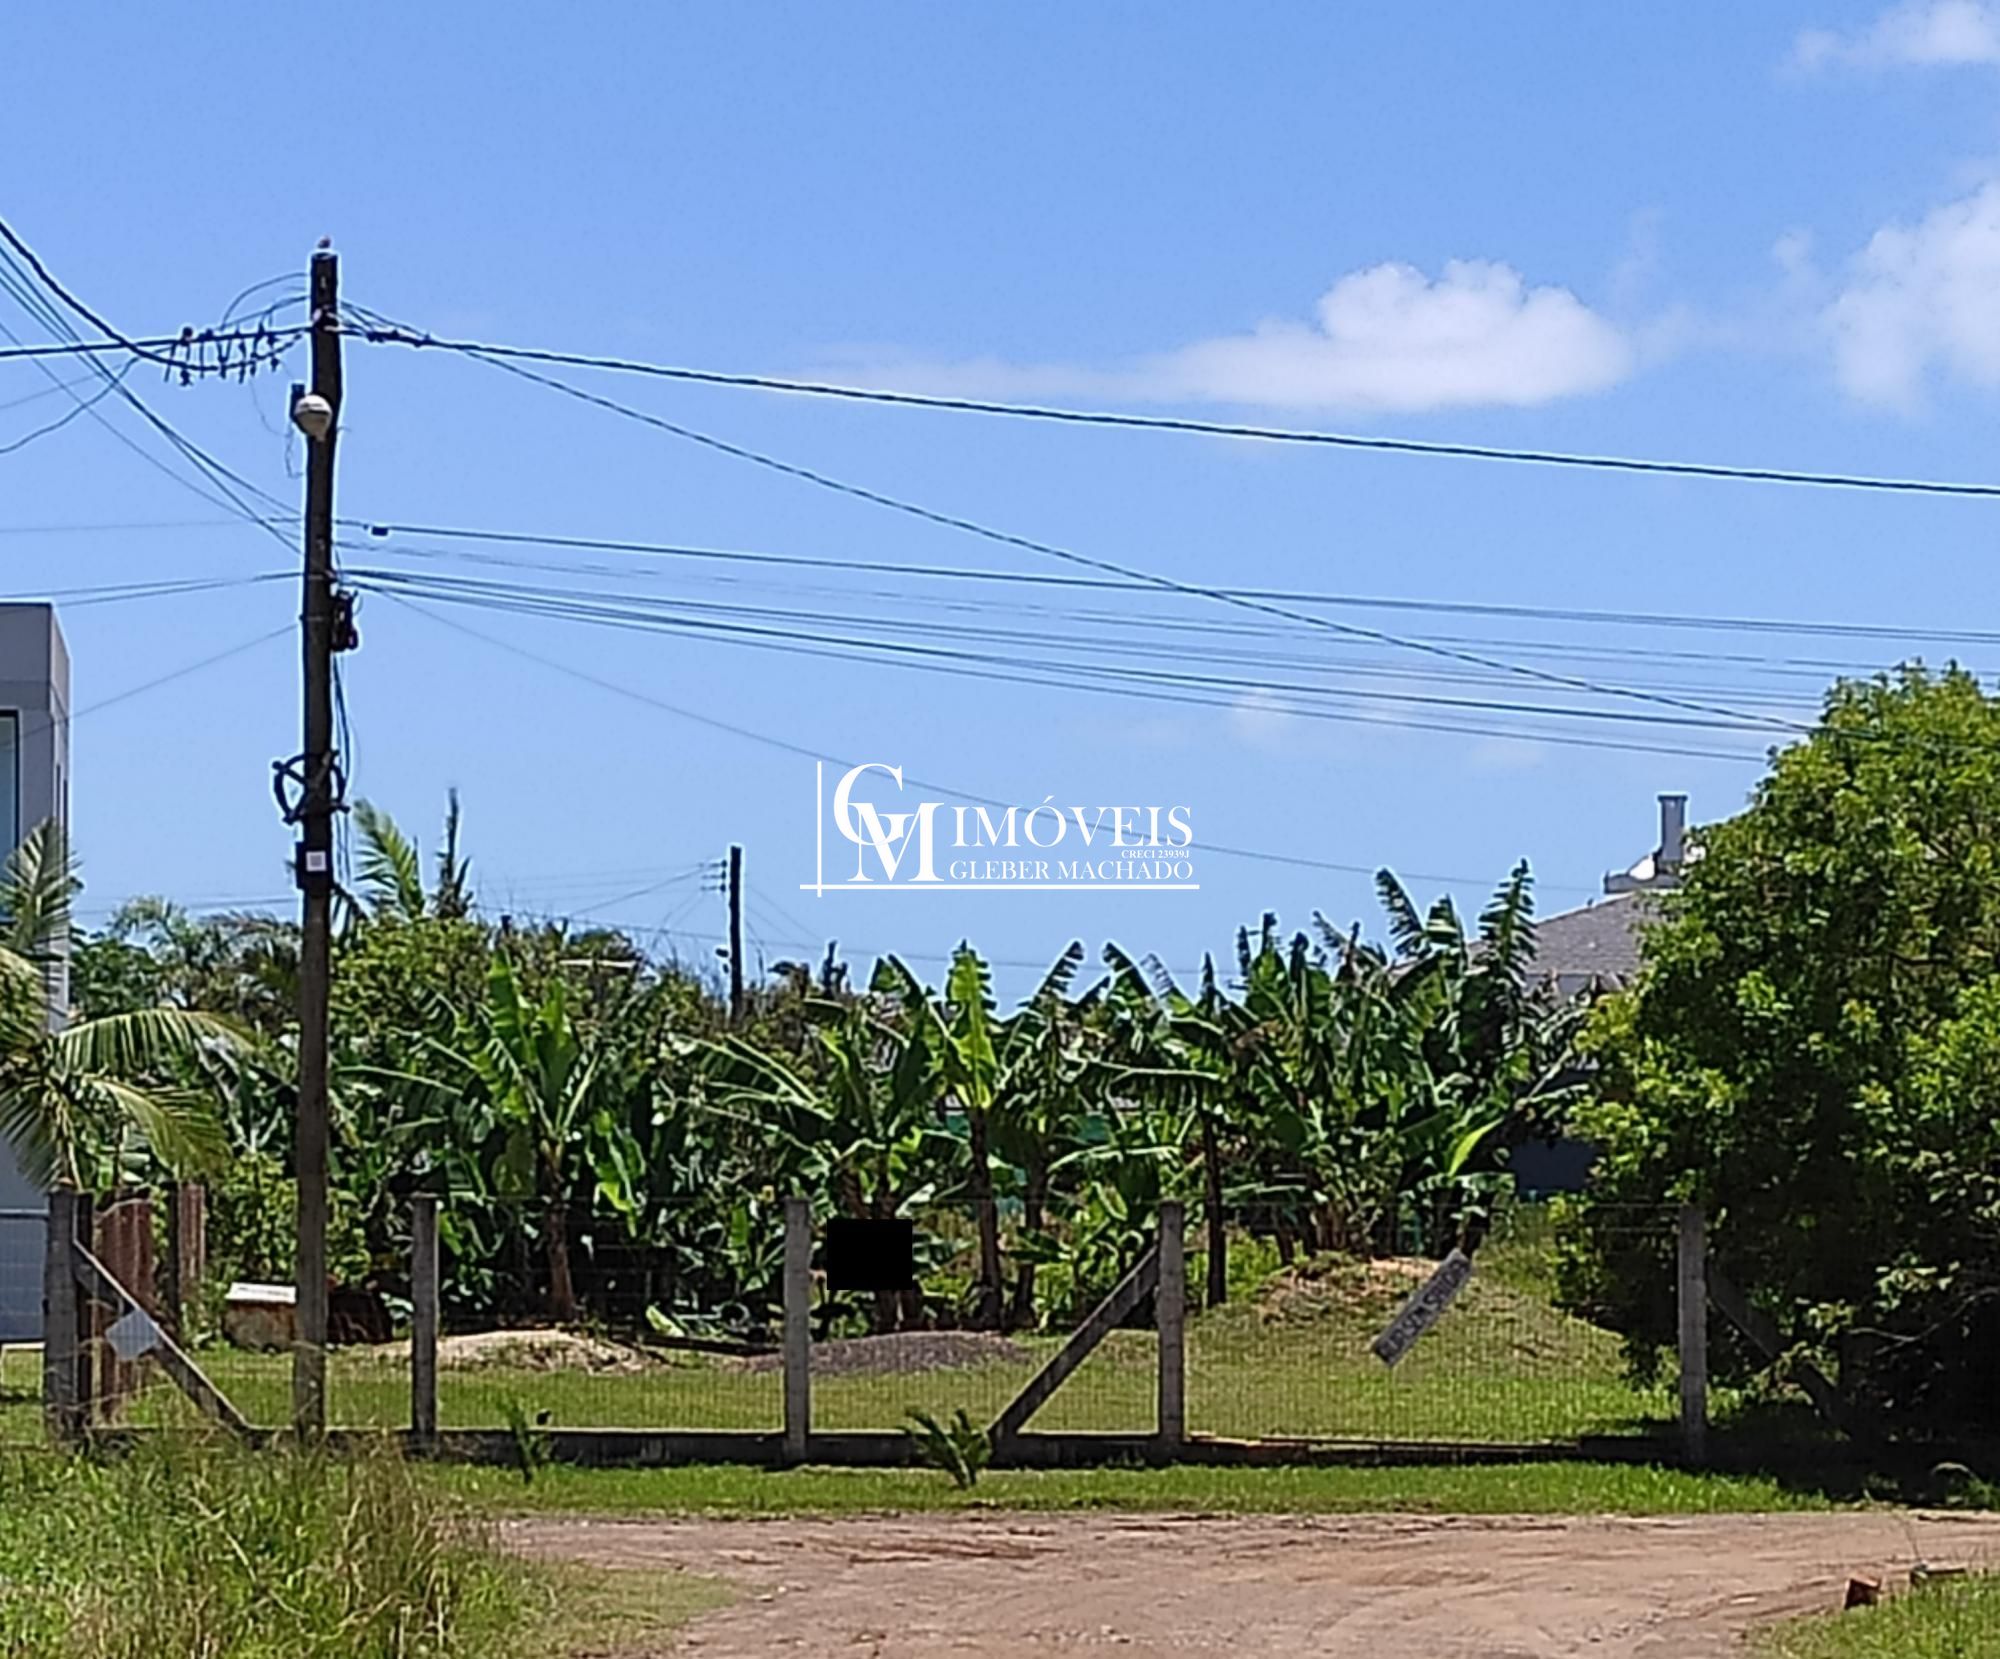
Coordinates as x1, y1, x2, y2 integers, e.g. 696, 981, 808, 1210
164, 1182, 207, 1343
410, 1195, 440, 1449
42, 1189, 81, 1444
73, 1192, 94, 1429
1678, 1203, 1709, 1467
1156, 1200, 1186, 1455
782, 1198, 811, 1464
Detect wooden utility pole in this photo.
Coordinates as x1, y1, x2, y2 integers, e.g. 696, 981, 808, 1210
727, 843, 745, 1023
291, 244, 342, 1435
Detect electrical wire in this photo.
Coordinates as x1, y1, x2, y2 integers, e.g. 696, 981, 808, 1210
347, 319, 2000, 504
0, 217, 298, 375
0, 571, 290, 608
399, 338, 1807, 738
342, 551, 1838, 711
0, 360, 135, 454
0, 245, 297, 548
347, 563, 1787, 741
62, 625, 292, 723
373, 589, 1640, 897
342, 534, 1959, 701
351, 518, 2000, 650
0, 328, 305, 365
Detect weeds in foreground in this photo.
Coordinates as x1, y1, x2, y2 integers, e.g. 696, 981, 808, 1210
501, 1396, 555, 1485
1760, 1573, 2000, 1658
905, 1407, 992, 1489
0, 1437, 526, 1658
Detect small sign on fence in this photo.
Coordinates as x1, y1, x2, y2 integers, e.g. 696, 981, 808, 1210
106, 1306, 162, 1363
1371, 1249, 1474, 1368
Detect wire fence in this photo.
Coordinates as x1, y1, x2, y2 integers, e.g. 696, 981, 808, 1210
802, 1199, 1154, 1436
13, 1186, 1682, 1452
1183, 1200, 1675, 1445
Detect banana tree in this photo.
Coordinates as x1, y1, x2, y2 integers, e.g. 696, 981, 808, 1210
434, 956, 603, 1322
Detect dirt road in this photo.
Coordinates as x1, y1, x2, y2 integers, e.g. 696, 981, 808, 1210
511, 1509, 2000, 1657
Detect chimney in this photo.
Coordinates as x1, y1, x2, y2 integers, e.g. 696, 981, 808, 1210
1658, 793, 1687, 876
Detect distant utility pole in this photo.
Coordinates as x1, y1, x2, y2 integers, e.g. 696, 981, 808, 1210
287, 244, 343, 1436
728, 843, 745, 1023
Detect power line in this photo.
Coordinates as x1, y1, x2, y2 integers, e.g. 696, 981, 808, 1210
350, 519, 2000, 650
0, 368, 124, 415
0, 216, 298, 376
0, 518, 290, 536
348, 563, 1784, 744
63, 625, 292, 723
0, 361, 135, 455
0, 327, 305, 365
343, 551, 1838, 710
0, 246, 296, 547
2, 572, 287, 606
376, 590, 1621, 897
348, 319, 2000, 504
353, 569, 1769, 760
415, 344, 1806, 737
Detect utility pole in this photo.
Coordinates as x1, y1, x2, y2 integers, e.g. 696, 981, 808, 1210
727, 843, 745, 1023
288, 244, 342, 1436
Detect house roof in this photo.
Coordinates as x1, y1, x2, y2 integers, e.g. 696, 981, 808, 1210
1527, 891, 1655, 992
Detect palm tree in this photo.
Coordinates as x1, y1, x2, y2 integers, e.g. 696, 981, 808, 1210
0, 821, 232, 1191
352, 792, 474, 922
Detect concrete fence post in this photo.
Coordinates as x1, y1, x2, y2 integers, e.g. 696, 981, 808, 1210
1677, 1203, 1709, 1467
42, 1188, 81, 1444
410, 1195, 440, 1449
1156, 1200, 1186, 1455
782, 1198, 812, 1464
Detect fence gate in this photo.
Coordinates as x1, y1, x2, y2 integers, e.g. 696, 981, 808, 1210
43, 1189, 251, 1441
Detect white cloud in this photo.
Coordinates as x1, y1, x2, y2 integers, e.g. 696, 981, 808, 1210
1794, 1, 2000, 70
1825, 179, 2000, 406
836, 259, 1634, 416
1140, 260, 1633, 413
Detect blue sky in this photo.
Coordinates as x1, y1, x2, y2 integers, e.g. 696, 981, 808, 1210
3, 2, 1999, 994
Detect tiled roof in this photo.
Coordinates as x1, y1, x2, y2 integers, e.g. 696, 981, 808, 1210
1528, 891, 1655, 992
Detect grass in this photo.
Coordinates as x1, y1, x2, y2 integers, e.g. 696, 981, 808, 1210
0, 1438, 528, 1658
1760, 1575, 2000, 1658
525, 1560, 733, 1653
433, 1457, 1833, 1517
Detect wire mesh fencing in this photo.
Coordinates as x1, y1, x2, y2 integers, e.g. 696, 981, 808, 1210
800, 1199, 1157, 1437
1183, 1199, 1675, 1446
413, 1197, 787, 1433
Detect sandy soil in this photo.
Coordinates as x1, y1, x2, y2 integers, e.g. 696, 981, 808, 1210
510, 1509, 2000, 1657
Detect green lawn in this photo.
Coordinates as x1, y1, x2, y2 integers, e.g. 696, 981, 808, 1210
1760, 1575, 2000, 1658
0, 1245, 1669, 1448
432, 1458, 1830, 1516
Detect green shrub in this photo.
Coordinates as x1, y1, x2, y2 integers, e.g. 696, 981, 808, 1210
904, 1407, 991, 1489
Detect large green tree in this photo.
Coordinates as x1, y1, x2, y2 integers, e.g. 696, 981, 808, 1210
1565, 668, 2000, 1425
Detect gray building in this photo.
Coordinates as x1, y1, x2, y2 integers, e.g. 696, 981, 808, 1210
1526, 792, 1689, 998
0, 603, 69, 1341
1511, 793, 1691, 1194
